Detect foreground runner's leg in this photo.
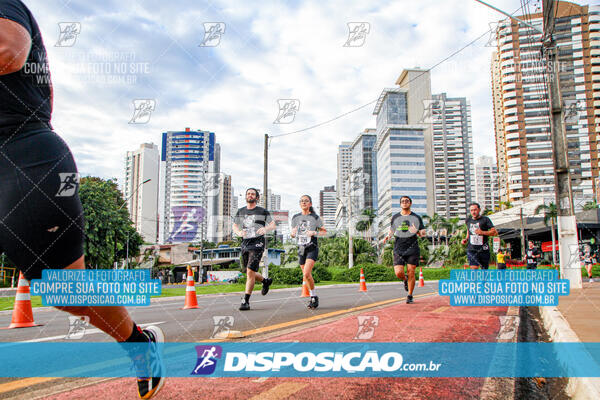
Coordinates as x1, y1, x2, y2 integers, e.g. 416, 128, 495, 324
406, 264, 417, 303
393, 264, 408, 292
55, 256, 165, 399
303, 259, 318, 309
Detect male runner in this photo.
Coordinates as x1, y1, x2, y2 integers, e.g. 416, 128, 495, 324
233, 188, 276, 310
462, 203, 497, 270
0, 1, 163, 397
525, 240, 541, 270
382, 196, 425, 304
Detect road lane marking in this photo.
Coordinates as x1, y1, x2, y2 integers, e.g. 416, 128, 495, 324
432, 306, 450, 313
21, 321, 166, 343
0, 378, 56, 395
249, 382, 307, 400
239, 292, 436, 338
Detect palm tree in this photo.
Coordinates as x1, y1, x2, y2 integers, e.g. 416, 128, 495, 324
355, 208, 377, 241
534, 203, 558, 266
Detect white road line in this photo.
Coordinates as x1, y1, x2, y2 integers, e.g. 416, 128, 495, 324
20, 321, 166, 343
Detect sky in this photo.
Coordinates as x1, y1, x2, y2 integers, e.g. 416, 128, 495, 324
26, 0, 563, 214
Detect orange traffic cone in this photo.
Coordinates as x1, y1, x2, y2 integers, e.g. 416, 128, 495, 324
359, 268, 367, 292
4, 272, 41, 329
182, 266, 199, 309
301, 280, 310, 297
418, 267, 425, 287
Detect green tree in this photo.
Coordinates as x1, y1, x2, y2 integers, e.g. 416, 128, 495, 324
79, 177, 143, 268
583, 200, 598, 210
534, 202, 558, 266
355, 208, 377, 240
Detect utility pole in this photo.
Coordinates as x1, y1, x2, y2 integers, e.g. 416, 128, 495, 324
264, 134, 269, 278
474, 0, 582, 289
542, 0, 581, 288
520, 208, 525, 259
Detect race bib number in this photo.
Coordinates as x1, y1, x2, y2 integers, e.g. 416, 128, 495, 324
298, 234, 310, 246
470, 234, 483, 246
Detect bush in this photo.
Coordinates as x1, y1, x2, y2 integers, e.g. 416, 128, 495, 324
312, 262, 332, 282
267, 265, 303, 285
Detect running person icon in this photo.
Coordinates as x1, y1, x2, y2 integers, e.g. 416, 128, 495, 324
382, 196, 426, 304
291, 195, 326, 309
233, 188, 276, 310
0, 2, 163, 398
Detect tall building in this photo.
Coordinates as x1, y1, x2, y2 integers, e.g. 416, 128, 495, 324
337, 142, 353, 200
475, 156, 499, 212
492, 2, 600, 206
159, 127, 217, 244
350, 128, 378, 212
431, 93, 475, 218
215, 174, 232, 243
491, 51, 509, 204
260, 189, 281, 211
124, 143, 159, 243
231, 189, 238, 216
374, 69, 430, 240
319, 185, 337, 231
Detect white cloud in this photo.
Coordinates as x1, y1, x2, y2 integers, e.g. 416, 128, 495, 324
25, 0, 553, 214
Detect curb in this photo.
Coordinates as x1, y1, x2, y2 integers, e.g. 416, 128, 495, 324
539, 305, 600, 399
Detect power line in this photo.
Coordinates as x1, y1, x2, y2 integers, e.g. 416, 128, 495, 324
270, 1, 533, 140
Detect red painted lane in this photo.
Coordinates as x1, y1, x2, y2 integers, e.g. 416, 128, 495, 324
43, 296, 508, 400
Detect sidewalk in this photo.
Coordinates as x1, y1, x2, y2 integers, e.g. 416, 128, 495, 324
539, 281, 600, 399
45, 294, 517, 400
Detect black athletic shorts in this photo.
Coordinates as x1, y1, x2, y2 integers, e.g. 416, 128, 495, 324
467, 250, 490, 269
393, 252, 419, 266
0, 126, 85, 280
497, 263, 507, 270
241, 250, 264, 272
298, 245, 318, 265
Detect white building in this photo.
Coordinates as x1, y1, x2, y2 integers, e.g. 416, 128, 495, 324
124, 143, 159, 243
431, 93, 475, 218
158, 128, 218, 244
475, 156, 499, 213
319, 185, 337, 232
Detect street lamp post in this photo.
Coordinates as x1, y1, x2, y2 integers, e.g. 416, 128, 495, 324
118, 178, 151, 269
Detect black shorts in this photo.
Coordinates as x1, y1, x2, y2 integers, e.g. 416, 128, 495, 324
241, 250, 264, 272
497, 263, 507, 270
298, 245, 318, 265
393, 252, 419, 266
0, 127, 85, 280
467, 250, 490, 269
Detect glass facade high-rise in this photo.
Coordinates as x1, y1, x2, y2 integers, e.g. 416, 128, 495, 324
374, 86, 427, 239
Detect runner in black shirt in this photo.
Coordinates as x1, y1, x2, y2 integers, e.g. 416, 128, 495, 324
383, 196, 425, 304
526, 240, 541, 270
462, 203, 497, 270
0, 2, 164, 398
233, 188, 276, 310
291, 195, 326, 309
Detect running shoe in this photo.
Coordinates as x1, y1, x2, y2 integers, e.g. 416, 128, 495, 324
261, 277, 272, 295
130, 326, 165, 400
406, 295, 414, 304
307, 296, 319, 309
590, 278, 594, 283
239, 301, 250, 311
